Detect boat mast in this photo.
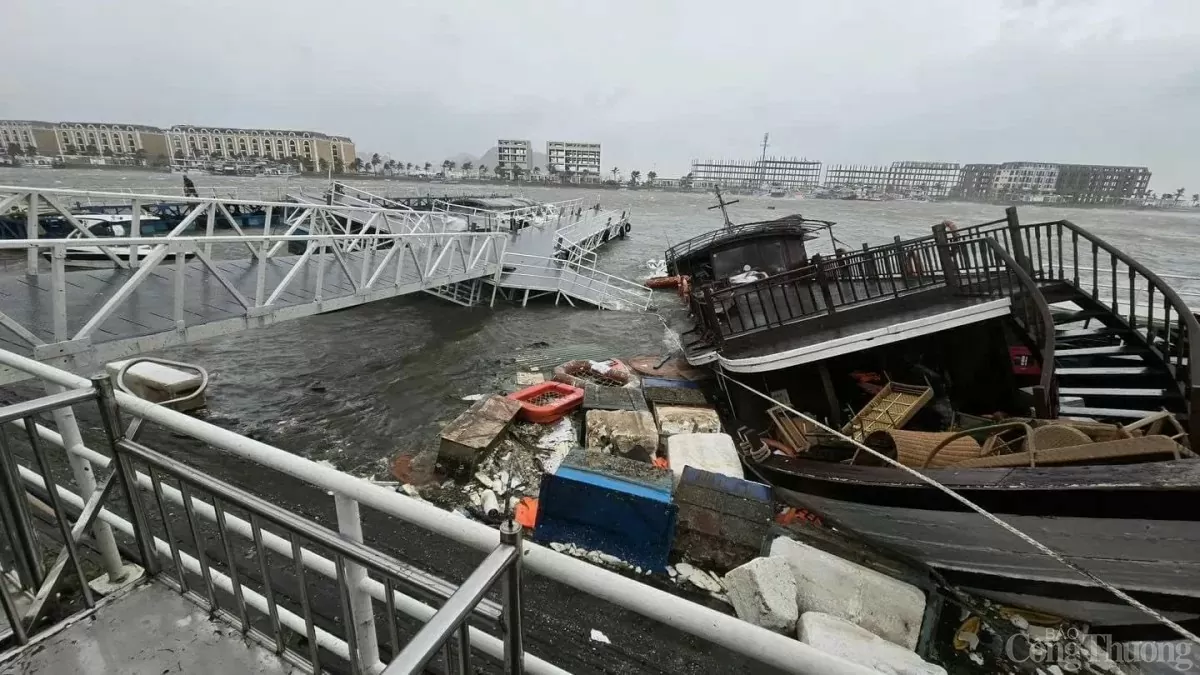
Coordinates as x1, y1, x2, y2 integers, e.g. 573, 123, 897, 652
708, 186, 740, 230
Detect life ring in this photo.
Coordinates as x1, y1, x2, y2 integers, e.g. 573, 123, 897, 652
623, 221, 631, 234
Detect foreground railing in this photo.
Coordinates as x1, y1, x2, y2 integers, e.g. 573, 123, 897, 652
0, 350, 872, 675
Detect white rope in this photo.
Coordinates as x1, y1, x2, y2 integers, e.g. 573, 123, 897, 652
717, 369, 1200, 645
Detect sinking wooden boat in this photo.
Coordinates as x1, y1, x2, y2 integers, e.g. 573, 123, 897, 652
749, 426, 1200, 640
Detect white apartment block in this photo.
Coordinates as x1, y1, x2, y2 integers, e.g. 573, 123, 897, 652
547, 141, 601, 176
497, 139, 532, 172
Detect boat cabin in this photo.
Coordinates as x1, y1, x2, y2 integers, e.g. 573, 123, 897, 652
665, 214, 833, 287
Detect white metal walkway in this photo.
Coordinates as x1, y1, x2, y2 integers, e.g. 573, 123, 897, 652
0, 186, 507, 382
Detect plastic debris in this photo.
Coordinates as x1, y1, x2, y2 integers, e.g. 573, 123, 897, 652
461, 394, 486, 402
590, 629, 610, 644
480, 489, 500, 517
474, 472, 494, 490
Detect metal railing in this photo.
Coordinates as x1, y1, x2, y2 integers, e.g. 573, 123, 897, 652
0, 186, 508, 375
0, 349, 873, 675
695, 235, 947, 344
499, 252, 654, 311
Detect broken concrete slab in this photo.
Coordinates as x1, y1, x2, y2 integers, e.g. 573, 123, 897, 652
770, 537, 926, 650
673, 466, 772, 571
724, 557, 798, 634
516, 372, 546, 387
797, 612, 946, 675
666, 433, 742, 484
438, 395, 523, 476
585, 409, 658, 460
655, 405, 722, 436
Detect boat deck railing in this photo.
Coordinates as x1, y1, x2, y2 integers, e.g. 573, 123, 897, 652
0, 349, 871, 675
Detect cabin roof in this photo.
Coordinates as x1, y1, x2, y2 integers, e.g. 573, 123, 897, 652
666, 214, 835, 265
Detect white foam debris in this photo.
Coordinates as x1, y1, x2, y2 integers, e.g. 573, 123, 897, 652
549, 542, 567, 553
474, 472, 494, 490
461, 393, 485, 401
400, 484, 422, 499
969, 652, 984, 666
590, 629, 610, 644
1010, 614, 1030, 630
676, 562, 723, 593
666, 565, 677, 578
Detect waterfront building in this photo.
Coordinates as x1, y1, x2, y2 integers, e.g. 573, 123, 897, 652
547, 141, 601, 177
1054, 164, 1151, 204
955, 164, 1001, 200
167, 125, 354, 169
690, 157, 822, 188
497, 139, 533, 173
952, 161, 1150, 203
0, 119, 355, 170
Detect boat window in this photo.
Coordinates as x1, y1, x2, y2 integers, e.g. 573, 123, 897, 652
711, 240, 791, 279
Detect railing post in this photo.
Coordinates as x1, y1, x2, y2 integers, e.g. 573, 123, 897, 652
91, 374, 158, 577
334, 494, 381, 669
893, 235, 908, 285
1005, 206, 1032, 274
813, 254, 835, 313
932, 222, 959, 291
129, 199, 141, 269
499, 519, 525, 675
26, 192, 39, 276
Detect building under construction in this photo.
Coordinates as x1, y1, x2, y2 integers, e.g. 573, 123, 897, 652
823, 161, 961, 197
689, 157, 822, 189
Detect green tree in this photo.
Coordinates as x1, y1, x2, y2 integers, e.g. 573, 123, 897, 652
478, 164, 489, 177
352, 157, 364, 173
681, 172, 694, 188
102, 147, 114, 157
511, 165, 523, 181
134, 148, 147, 163
647, 170, 657, 185
370, 153, 382, 175
494, 165, 508, 180
629, 170, 641, 186
1175, 187, 1186, 202
384, 159, 396, 175
173, 149, 185, 160
610, 167, 620, 182
423, 162, 432, 172
84, 143, 99, 157
1192, 193, 1199, 206
5, 142, 22, 157
334, 157, 345, 175
462, 161, 473, 172
532, 166, 542, 180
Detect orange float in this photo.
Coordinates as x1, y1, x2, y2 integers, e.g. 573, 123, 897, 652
506, 381, 584, 424
645, 275, 682, 289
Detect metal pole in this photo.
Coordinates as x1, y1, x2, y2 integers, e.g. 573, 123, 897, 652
335, 494, 381, 668
0, 428, 43, 588
44, 381, 126, 581
499, 519, 525, 675
92, 375, 159, 576
26, 192, 39, 275
129, 199, 141, 269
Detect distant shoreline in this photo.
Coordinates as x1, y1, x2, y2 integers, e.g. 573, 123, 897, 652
3, 165, 1195, 212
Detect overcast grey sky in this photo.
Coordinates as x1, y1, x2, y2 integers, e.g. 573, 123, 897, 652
5, 0, 1198, 191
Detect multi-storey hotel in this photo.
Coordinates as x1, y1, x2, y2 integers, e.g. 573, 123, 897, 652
546, 141, 602, 176
496, 139, 533, 173
0, 119, 355, 171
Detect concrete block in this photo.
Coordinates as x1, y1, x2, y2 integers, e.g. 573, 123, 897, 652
666, 433, 742, 485
797, 612, 946, 675
724, 557, 798, 634
106, 360, 206, 411
585, 409, 657, 460
439, 395, 522, 475
655, 405, 722, 436
770, 537, 925, 649
673, 466, 772, 571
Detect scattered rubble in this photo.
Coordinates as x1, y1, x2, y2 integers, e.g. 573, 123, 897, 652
798, 612, 946, 675
589, 629, 610, 645
770, 536, 926, 650
723, 557, 798, 634
585, 409, 658, 459
655, 405, 722, 436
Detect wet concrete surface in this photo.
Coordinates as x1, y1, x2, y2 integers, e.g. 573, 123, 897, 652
0, 582, 297, 674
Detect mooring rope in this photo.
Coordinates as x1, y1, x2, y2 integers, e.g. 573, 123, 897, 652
715, 369, 1200, 644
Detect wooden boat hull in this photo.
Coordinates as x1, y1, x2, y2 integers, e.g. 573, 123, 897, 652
758, 456, 1200, 639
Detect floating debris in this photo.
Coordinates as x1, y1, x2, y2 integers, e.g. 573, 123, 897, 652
590, 629, 610, 645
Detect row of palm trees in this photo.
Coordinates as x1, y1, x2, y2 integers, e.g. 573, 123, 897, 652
1144, 187, 1199, 207
352, 154, 678, 188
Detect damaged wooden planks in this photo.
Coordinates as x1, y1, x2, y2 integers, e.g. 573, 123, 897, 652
439, 394, 523, 475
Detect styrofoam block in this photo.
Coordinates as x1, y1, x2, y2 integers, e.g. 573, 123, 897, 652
724, 556, 798, 633
797, 612, 945, 675
770, 537, 925, 649
666, 433, 743, 484
106, 360, 201, 393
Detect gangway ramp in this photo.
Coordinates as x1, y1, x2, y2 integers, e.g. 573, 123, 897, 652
0, 186, 506, 381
